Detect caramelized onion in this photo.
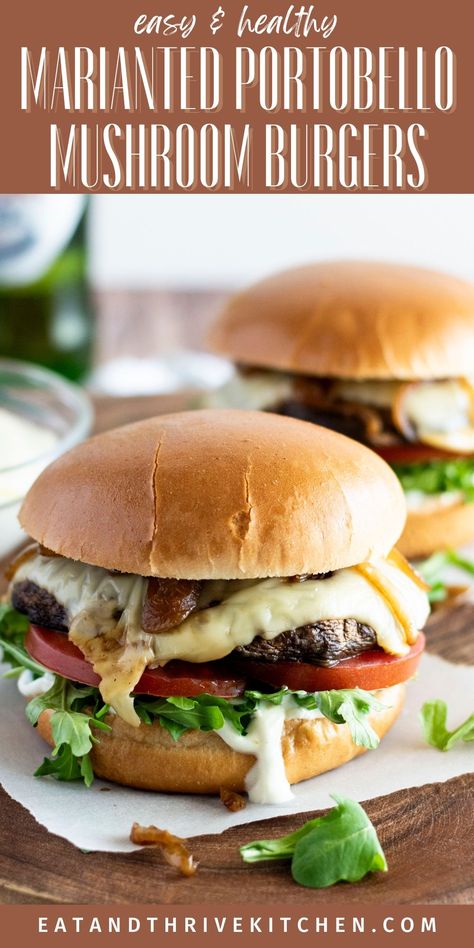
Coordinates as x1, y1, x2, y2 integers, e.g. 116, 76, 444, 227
219, 787, 247, 812
142, 577, 203, 633
292, 379, 386, 443
130, 823, 197, 876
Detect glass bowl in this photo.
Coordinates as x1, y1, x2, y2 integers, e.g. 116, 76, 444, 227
0, 358, 93, 558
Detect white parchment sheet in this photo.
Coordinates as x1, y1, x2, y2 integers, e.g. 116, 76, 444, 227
0, 652, 472, 852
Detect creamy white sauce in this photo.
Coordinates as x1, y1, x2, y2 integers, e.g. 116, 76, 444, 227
16, 668, 55, 698
217, 689, 401, 805
0, 407, 58, 481
0, 408, 59, 557
12, 554, 429, 728
218, 695, 325, 803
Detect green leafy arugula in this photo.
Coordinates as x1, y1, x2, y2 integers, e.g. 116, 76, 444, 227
135, 686, 385, 751
420, 700, 474, 751
393, 457, 474, 502
1, 604, 387, 787
25, 677, 111, 787
0, 603, 41, 677
417, 549, 474, 603
1, 607, 111, 786
241, 795, 387, 888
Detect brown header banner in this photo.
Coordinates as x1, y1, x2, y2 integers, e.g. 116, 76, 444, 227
1, 0, 474, 192
1, 904, 473, 947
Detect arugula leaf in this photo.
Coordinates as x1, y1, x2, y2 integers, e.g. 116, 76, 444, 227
0, 603, 30, 637
0, 636, 48, 677
291, 796, 387, 887
34, 743, 94, 786
26, 676, 67, 725
50, 710, 96, 757
80, 753, 95, 787
316, 689, 385, 749
420, 700, 474, 751
134, 687, 383, 751
24, 674, 112, 786
240, 818, 323, 863
136, 695, 226, 738
0, 604, 45, 675
241, 796, 387, 888
393, 457, 474, 502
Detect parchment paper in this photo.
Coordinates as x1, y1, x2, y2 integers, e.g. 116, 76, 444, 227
0, 653, 472, 852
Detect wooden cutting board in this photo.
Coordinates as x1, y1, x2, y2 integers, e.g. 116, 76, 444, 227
0, 394, 473, 905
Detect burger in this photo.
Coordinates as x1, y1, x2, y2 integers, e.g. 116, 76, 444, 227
208, 261, 474, 559
1, 410, 430, 803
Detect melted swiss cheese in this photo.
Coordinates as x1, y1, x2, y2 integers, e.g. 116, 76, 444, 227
12, 553, 429, 727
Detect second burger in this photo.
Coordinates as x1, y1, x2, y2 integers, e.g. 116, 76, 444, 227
208, 261, 474, 558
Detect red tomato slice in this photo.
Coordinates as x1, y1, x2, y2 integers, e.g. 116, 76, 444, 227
25, 625, 246, 698
376, 443, 464, 465
239, 633, 425, 692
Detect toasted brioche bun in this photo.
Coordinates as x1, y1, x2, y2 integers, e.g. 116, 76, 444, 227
19, 409, 405, 579
35, 684, 404, 793
209, 261, 474, 380
399, 498, 474, 559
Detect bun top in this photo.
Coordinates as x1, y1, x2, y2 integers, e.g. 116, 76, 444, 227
20, 410, 406, 579
208, 261, 474, 380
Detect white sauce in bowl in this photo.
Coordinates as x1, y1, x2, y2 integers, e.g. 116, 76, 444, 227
0, 407, 58, 556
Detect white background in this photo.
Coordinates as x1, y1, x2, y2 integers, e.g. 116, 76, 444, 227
90, 194, 474, 289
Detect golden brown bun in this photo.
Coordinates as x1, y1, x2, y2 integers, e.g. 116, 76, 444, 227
208, 261, 474, 380
19, 409, 405, 579
35, 685, 404, 793
399, 499, 474, 559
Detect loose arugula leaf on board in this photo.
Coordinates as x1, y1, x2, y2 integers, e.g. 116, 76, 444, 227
240, 818, 323, 863
420, 700, 474, 751
417, 549, 474, 603
241, 796, 387, 888
291, 795, 387, 888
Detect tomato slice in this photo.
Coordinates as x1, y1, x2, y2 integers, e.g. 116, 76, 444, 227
25, 625, 425, 700
376, 443, 464, 465
25, 625, 246, 698
239, 633, 425, 692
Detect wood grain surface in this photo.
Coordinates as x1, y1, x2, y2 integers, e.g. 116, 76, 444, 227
0, 393, 473, 905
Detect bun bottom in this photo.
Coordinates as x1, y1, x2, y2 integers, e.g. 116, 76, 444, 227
36, 684, 404, 794
398, 498, 474, 560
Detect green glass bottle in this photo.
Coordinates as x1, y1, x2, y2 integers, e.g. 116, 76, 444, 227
0, 196, 94, 382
